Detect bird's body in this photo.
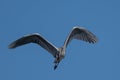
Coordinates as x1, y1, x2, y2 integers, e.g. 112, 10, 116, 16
9, 27, 98, 70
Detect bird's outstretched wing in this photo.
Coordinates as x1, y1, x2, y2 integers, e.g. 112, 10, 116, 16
9, 33, 58, 57
64, 27, 98, 48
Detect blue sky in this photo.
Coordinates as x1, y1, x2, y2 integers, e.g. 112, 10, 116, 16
0, 0, 119, 80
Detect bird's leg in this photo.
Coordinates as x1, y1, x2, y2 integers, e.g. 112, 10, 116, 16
54, 62, 59, 70
54, 54, 60, 63
53, 60, 59, 70
53, 54, 60, 70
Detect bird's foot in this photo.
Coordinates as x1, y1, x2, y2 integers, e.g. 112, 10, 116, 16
54, 65, 58, 70
54, 63, 59, 70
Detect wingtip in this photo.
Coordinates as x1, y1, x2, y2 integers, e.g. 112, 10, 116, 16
91, 37, 98, 44
95, 37, 98, 43
8, 43, 16, 49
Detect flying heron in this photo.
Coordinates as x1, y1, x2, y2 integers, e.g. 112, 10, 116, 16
8, 27, 98, 70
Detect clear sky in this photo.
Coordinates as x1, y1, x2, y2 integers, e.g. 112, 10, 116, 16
0, 0, 119, 80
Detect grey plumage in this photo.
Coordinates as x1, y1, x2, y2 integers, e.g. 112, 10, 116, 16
64, 27, 97, 48
9, 26, 98, 70
9, 33, 58, 57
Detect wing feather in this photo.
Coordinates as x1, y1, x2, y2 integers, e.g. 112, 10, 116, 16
64, 27, 98, 48
9, 33, 58, 57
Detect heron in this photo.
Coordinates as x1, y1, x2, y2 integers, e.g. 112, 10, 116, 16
8, 27, 98, 70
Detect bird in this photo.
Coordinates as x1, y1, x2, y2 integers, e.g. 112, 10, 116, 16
8, 26, 98, 70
